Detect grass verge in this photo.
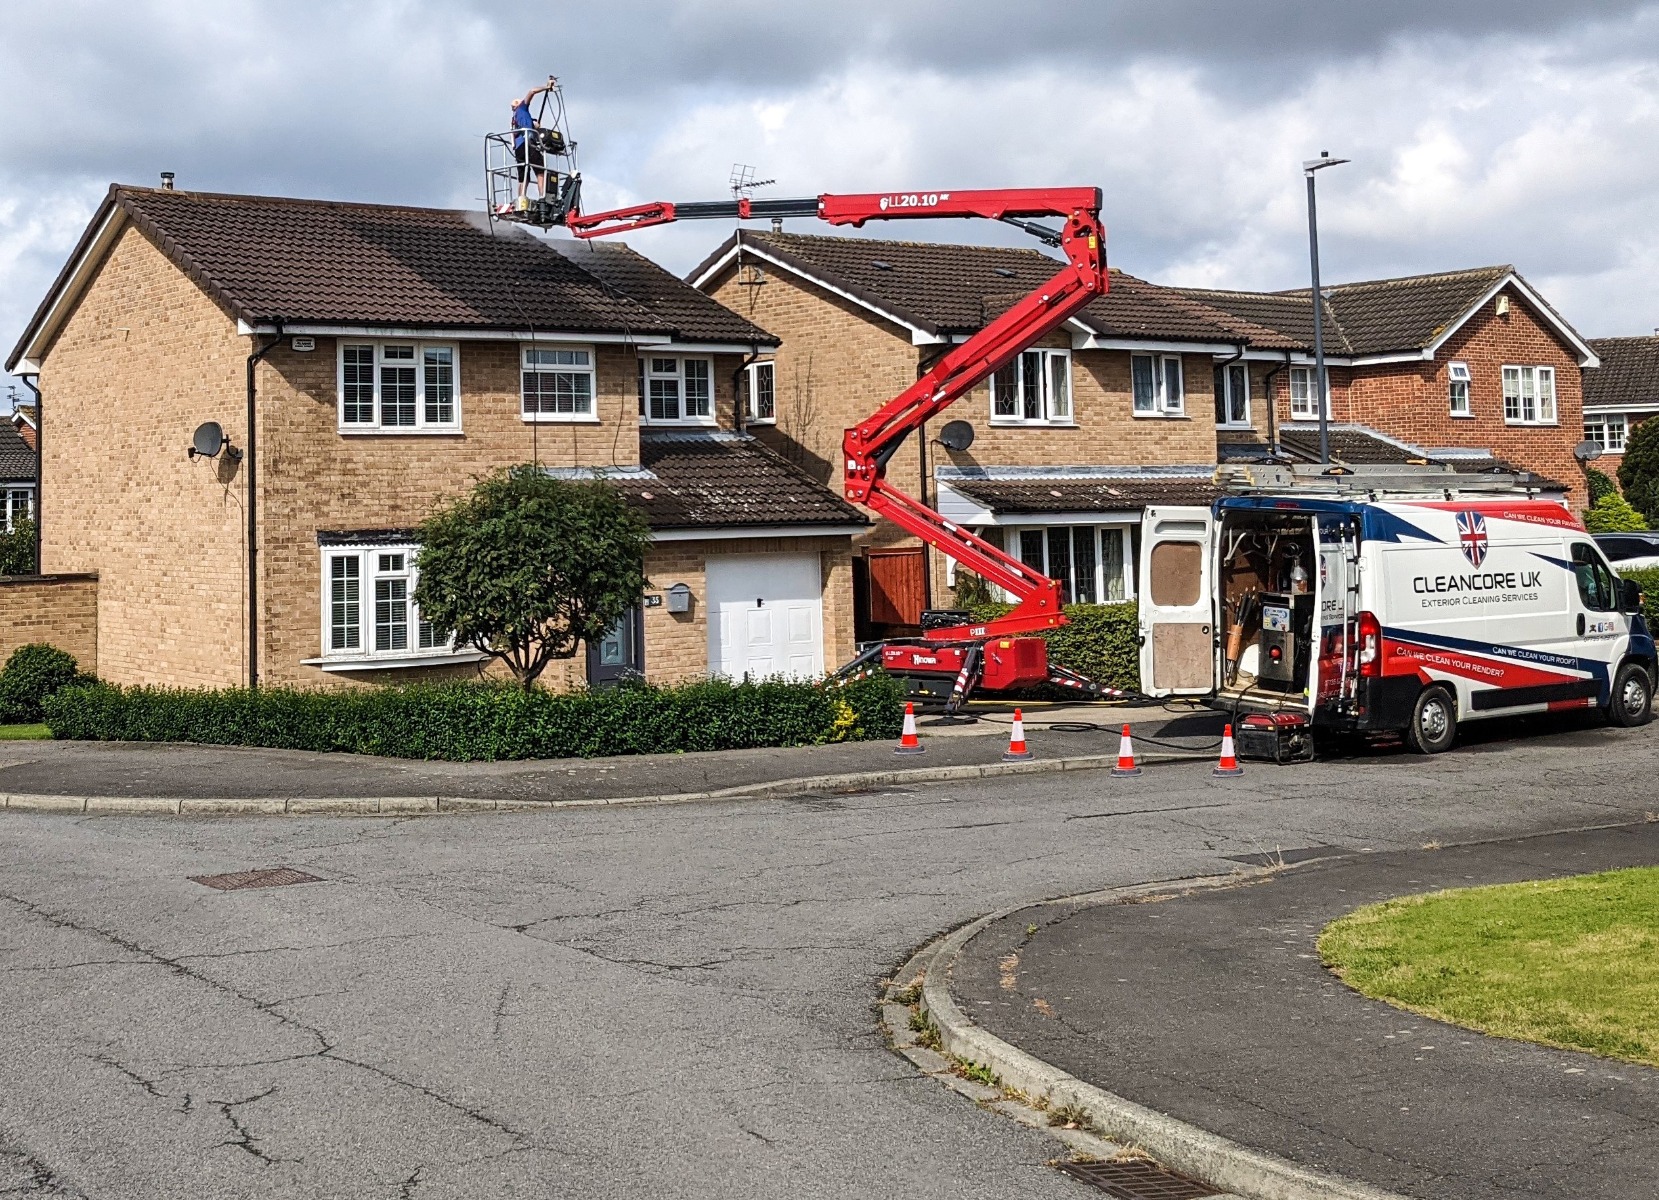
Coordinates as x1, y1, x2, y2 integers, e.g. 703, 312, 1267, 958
0, 723, 51, 741
1319, 867, 1659, 1066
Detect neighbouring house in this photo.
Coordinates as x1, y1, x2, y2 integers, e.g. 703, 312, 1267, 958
10, 404, 37, 452
1178, 266, 1600, 500
0, 419, 34, 533
1582, 334, 1659, 461
5, 184, 866, 690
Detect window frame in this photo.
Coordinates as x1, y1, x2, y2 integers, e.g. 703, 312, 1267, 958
1447, 361, 1472, 418
1214, 361, 1251, 428
638, 354, 717, 427
1287, 366, 1332, 419
745, 359, 776, 424
1502, 364, 1558, 426
1130, 354, 1185, 418
2, 486, 34, 533
989, 348, 1074, 426
317, 545, 458, 667
978, 523, 1135, 604
1571, 542, 1618, 613
522, 344, 599, 424
1584, 413, 1629, 454
336, 340, 462, 434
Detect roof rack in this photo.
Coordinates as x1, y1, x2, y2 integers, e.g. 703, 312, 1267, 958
1214, 462, 1537, 499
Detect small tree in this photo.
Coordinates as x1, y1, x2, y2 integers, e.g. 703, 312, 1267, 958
1618, 418, 1659, 526
1585, 466, 1619, 506
1584, 491, 1650, 534
414, 467, 651, 688
0, 518, 36, 576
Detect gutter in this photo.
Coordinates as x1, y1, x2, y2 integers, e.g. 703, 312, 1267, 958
20, 375, 41, 573
246, 321, 284, 690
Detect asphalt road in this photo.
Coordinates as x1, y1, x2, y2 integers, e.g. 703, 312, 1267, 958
4, 715, 1657, 1200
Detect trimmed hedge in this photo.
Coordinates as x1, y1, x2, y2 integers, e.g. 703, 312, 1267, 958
1617, 565, 1659, 634
969, 601, 1140, 693
41, 674, 905, 762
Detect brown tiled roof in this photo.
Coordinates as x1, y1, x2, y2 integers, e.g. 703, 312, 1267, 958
1585, 336, 1659, 409
942, 471, 1217, 514
619, 431, 866, 531
698, 231, 1297, 349
1181, 266, 1536, 357
1228, 423, 1565, 490
548, 240, 776, 346
0, 420, 36, 482
10, 186, 770, 369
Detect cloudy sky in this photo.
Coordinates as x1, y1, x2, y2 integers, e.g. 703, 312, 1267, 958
4, 0, 1658, 400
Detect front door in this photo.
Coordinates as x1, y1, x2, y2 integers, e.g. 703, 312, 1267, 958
1137, 505, 1217, 696
586, 605, 644, 686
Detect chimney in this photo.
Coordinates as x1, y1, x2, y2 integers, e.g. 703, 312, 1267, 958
160, 172, 175, 190
771, 217, 783, 234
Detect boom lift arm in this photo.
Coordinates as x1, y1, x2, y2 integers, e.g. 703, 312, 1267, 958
563, 187, 1110, 645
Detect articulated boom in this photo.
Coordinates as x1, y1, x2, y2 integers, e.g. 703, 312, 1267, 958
559, 185, 1111, 701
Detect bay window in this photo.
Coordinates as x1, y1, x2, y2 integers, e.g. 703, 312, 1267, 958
639, 355, 714, 425
1502, 365, 1557, 425
320, 545, 449, 664
991, 349, 1072, 424
523, 346, 596, 421
338, 341, 460, 432
977, 524, 1132, 604
1131, 354, 1183, 417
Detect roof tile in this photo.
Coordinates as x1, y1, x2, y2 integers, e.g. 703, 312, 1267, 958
1585, 336, 1659, 409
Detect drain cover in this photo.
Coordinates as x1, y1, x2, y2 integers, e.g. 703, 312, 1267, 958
1223, 844, 1349, 867
189, 867, 322, 891
1055, 1158, 1221, 1199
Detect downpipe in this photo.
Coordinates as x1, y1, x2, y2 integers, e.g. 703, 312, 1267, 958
246, 322, 284, 690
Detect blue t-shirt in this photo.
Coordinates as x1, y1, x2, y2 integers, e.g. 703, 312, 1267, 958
512, 102, 533, 148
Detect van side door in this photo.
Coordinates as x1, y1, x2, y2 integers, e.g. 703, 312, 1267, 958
1138, 505, 1217, 696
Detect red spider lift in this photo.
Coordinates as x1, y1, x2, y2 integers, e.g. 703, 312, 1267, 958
494, 170, 1127, 709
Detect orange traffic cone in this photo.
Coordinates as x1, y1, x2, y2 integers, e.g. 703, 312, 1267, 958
1213, 723, 1244, 777
1002, 707, 1035, 761
895, 702, 925, 755
1111, 723, 1141, 777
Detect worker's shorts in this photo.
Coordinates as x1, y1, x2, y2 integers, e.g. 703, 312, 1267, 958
516, 141, 545, 181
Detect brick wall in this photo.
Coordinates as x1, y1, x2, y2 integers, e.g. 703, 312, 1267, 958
37, 223, 251, 688
0, 574, 98, 676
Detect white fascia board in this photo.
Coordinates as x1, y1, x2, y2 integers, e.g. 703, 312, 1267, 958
1584, 404, 1659, 416
1071, 335, 1242, 355
655, 341, 777, 354
15, 207, 126, 369
650, 523, 866, 542
692, 242, 938, 343
987, 510, 1140, 527
1424, 272, 1600, 367
1346, 350, 1435, 365
687, 243, 743, 290
238, 321, 671, 345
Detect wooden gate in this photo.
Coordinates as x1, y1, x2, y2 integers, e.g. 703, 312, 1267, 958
862, 547, 926, 637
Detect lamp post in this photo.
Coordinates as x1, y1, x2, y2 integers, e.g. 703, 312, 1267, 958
1303, 150, 1349, 465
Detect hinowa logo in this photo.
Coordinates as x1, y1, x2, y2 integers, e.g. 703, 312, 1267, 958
1456, 510, 1489, 567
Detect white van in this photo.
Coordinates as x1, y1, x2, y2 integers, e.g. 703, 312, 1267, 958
1139, 465, 1657, 754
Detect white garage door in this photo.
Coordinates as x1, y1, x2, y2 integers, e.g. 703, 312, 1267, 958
706, 552, 824, 680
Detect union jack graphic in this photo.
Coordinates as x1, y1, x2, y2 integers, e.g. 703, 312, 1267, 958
1457, 510, 1489, 567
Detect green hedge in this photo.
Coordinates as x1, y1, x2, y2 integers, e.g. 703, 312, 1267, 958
0, 643, 83, 724
1617, 565, 1659, 633
968, 601, 1140, 693
41, 674, 905, 762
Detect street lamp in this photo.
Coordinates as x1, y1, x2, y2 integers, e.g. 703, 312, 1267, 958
1303, 150, 1349, 465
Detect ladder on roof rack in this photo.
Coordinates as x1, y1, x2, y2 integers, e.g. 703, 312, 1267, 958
1214, 462, 1538, 498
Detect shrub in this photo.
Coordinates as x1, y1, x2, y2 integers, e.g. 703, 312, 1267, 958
967, 601, 1140, 694
42, 672, 905, 761
0, 643, 82, 724
1585, 492, 1650, 534
1585, 467, 1619, 506
1616, 565, 1659, 633
1618, 419, 1659, 527
0, 518, 36, 577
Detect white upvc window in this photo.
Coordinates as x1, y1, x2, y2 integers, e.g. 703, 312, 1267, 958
1448, 361, 1472, 417
3, 486, 33, 532
639, 355, 715, 425
1214, 362, 1250, 428
1288, 367, 1332, 419
321, 546, 447, 662
1584, 414, 1629, 453
337, 341, 459, 433
1502, 365, 1557, 425
1130, 354, 1183, 417
523, 346, 596, 422
973, 524, 1133, 604
746, 360, 775, 423
991, 349, 1072, 424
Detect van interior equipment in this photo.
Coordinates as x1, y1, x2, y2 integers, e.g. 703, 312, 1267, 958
490, 109, 1131, 709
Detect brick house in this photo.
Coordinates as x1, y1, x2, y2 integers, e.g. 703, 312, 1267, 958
1179, 266, 1600, 502
1582, 334, 1659, 461
691, 231, 1299, 632
9, 405, 37, 452
5, 185, 865, 690
0, 419, 34, 533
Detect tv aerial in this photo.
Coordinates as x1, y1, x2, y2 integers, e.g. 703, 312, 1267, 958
729, 164, 776, 199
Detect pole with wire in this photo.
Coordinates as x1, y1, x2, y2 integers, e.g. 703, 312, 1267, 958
1302, 151, 1349, 465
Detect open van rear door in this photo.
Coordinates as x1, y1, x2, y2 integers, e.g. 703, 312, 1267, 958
1139, 505, 1217, 697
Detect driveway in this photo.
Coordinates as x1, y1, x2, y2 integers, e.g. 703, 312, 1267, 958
2, 716, 1655, 1199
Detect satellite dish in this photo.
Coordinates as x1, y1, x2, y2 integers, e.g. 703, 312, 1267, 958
937, 420, 976, 452
1573, 439, 1604, 463
190, 421, 227, 460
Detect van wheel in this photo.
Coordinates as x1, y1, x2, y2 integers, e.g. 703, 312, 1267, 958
1407, 685, 1457, 754
1607, 662, 1653, 728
